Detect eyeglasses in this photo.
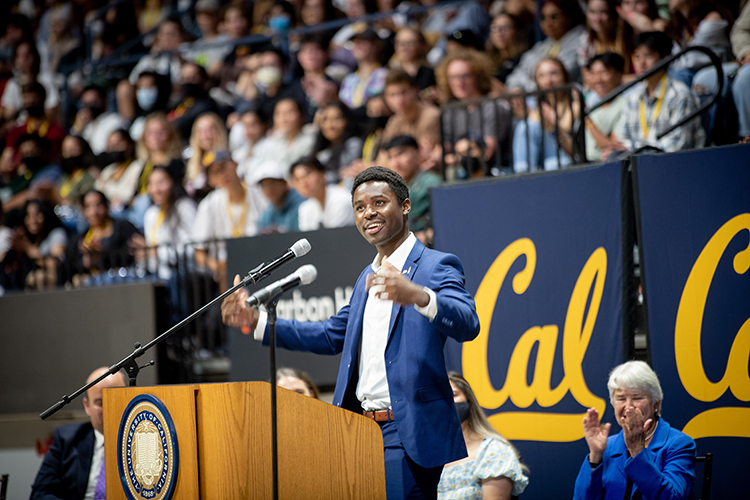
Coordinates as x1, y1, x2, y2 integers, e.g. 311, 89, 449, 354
447, 73, 475, 82
490, 25, 513, 33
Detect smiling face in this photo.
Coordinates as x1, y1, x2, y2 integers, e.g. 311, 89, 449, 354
446, 59, 479, 100
612, 387, 659, 428
535, 59, 566, 90
588, 60, 622, 97
147, 168, 173, 206
24, 202, 44, 235
195, 116, 218, 151
83, 191, 109, 227
352, 180, 410, 254
586, 0, 609, 34
320, 105, 347, 142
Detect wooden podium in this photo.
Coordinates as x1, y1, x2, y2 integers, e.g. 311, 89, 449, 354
103, 382, 386, 499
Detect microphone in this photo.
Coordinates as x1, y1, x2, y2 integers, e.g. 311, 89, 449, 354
245, 265, 318, 307
244, 238, 311, 284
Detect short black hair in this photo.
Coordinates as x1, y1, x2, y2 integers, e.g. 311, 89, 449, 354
290, 156, 325, 175
383, 135, 418, 151
80, 189, 110, 209
587, 52, 626, 73
299, 32, 330, 51
633, 31, 674, 59
21, 81, 46, 102
351, 166, 409, 205
16, 132, 50, 153
82, 84, 106, 101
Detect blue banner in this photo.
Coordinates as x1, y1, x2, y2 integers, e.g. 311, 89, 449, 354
634, 145, 750, 499
432, 163, 624, 500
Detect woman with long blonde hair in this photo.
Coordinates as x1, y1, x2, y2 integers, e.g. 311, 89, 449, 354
185, 112, 228, 200
438, 372, 529, 499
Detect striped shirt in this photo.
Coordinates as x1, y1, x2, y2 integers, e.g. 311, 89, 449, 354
614, 76, 705, 153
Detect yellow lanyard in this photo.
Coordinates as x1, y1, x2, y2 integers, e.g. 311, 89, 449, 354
639, 75, 668, 140
548, 42, 561, 58
27, 118, 49, 137
83, 220, 112, 249
149, 207, 166, 246
352, 69, 377, 109
226, 185, 249, 238
59, 170, 85, 198
137, 161, 155, 194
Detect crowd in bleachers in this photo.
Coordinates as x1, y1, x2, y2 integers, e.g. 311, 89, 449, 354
0, 0, 748, 295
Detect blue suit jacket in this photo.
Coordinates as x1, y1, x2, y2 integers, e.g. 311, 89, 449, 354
30, 422, 95, 500
573, 419, 696, 500
264, 239, 480, 468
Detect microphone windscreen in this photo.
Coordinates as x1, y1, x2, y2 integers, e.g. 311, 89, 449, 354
291, 238, 312, 258
295, 264, 318, 285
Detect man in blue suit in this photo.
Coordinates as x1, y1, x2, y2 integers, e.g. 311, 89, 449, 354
222, 166, 480, 499
30, 368, 126, 500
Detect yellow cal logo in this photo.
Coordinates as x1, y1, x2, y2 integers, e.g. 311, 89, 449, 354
675, 213, 750, 439
463, 238, 607, 442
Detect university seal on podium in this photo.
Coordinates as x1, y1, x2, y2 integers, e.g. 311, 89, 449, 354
117, 394, 179, 500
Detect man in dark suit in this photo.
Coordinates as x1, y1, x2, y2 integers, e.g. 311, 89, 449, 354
222, 166, 480, 499
30, 368, 126, 500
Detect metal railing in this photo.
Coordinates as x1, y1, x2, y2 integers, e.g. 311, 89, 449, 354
587, 46, 724, 141
439, 83, 587, 179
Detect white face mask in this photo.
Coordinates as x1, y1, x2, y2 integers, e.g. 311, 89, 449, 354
256, 66, 282, 88
136, 87, 159, 110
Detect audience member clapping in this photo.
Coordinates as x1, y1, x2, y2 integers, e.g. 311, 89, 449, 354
513, 58, 579, 172
506, 0, 586, 93
314, 102, 363, 184
254, 161, 305, 234
1, 199, 66, 291
438, 372, 529, 500
573, 361, 696, 500
67, 189, 140, 285
291, 156, 354, 231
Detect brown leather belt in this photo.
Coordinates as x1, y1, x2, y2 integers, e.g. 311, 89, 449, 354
363, 409, 394, 422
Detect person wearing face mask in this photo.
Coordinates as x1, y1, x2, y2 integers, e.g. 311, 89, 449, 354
71, 85, 129, 155
233, 47, 291, 129
574, 361, 696, 500
56, 135, 97, 210
3, 82, 65, 169
130, 72, 172, 141
168, 61, 220, 142
438, 372, 529, 500
95, 129, 143, 214
2, 133, 62, 212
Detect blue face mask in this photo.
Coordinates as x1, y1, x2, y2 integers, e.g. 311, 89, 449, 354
269, 14, 291, 32
136, 87, 159, 111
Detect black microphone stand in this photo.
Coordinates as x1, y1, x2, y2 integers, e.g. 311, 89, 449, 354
267, 300, 280, 500
40, 262, 274, 420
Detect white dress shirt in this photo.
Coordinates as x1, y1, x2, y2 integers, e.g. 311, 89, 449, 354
84, 429, 104, 500
252, 233, 437, 410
